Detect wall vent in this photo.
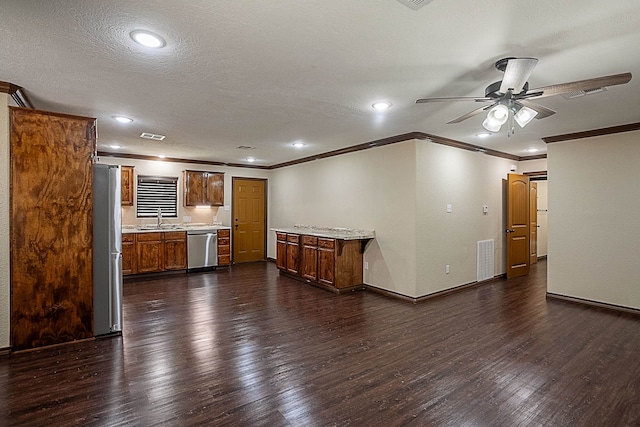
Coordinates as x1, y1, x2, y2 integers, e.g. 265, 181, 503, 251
477, 239, 494, 282
396, 0, 435, 10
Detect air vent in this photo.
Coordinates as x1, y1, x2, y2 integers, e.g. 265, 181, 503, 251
396, 0, 435, 10
477, 239, 494, 282
140, 132, 166, 141
561, 87, 607, 100
237, 145, 256, 150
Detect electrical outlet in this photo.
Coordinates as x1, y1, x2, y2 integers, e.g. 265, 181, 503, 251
445, 264, 450, 274
183, 216, 191, 222
364, 262, 369, 270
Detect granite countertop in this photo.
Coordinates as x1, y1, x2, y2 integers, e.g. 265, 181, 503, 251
271, 225, 375, 240
122, 223, 230, 234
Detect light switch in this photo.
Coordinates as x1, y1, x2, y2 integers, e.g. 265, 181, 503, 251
446, 204, 452, 213
224, 205, 230, 211
183, 216, 191, 222
483, 205, 489, 214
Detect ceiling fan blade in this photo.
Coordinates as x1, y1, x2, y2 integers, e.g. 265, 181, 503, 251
518, 99, 556, 119
528, 72, 632, 99
416, 96, 492, 103
499, 57, 538, 94
447, 103, 495, 124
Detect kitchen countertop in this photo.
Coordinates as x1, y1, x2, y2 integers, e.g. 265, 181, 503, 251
122, 224, 230, 234
271, 225, 375, 240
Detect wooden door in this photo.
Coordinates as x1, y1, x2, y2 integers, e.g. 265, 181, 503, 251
122, 234, 136, 275
232, 178, 266, 263
506, 174, 530, 279
10, 107, 96, 350
286, 234, 300, 275
530, 182, 538, 265
121, 166, 135, 206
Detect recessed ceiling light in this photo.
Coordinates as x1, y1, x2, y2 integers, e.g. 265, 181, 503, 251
476, 132, 491, 138
246, 157, 256, 163
130, 30, 166, 48
113, 116, 133, 123
157, 154, 166, 159
109, 144, 122, 149
292, 142, 306, 148
527, 148, 539, 153
372, 101, 392, 111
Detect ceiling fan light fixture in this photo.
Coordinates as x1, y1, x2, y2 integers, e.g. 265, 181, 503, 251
514, 106, 538, 128
482, 117, 502, 132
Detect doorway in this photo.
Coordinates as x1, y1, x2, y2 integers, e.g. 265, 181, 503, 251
232, 178, 267, 263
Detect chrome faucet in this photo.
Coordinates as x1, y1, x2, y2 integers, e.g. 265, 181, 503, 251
157, 208, 163, 228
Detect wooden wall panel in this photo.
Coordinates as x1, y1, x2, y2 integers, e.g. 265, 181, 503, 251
10, 107, 96, 351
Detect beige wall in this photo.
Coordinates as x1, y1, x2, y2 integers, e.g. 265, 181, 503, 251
548, 131, 640, 309
415, 142, 516, 295
271, 140, 517, 298
97, 157, 270, 228
269, 141, 418, 295
0, 94, 9, 348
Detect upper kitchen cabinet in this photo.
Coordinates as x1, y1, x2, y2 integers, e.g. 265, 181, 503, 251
121, 165, 134, 206
183, 170, 224, 206
10, 107, 96, 351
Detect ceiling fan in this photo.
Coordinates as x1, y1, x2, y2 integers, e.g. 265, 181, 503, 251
416, 57, 632, 135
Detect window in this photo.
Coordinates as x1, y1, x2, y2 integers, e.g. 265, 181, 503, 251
136, 175, 178, 218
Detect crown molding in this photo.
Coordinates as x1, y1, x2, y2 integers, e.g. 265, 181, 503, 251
543, 122, 640, 143
0, 81, 34, 108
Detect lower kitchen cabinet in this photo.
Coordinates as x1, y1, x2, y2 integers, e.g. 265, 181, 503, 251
217, 229, 231, 266
122, 234, 136, 275
164, 231, 187, 270
136, 232, 164, 273
286, 234, 300, 275
123, 231, 188, 275
317, 238, 335, 286
276, 232, 366, 291
276, 233, 287, 270
301, 235, 318, 281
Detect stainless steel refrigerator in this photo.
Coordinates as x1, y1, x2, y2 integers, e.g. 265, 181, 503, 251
93, 164, 123, 336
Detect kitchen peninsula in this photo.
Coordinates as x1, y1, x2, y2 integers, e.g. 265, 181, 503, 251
273, 225, 375, 293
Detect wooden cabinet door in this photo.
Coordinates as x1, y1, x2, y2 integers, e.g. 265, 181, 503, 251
317, 238, 335, 286
121, 166, 134, 206
301, 236, 318, 281
276, 233, 287, 270
136, 233, 164, 273
184, 170, 205, 206
10, 107, 96, 350
286, 234, 300, 275
122, 234, 136, 275
164, 232, 187, 270
206, 172, 224, 206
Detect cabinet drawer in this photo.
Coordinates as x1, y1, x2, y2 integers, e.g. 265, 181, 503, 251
276, 232, 287, 241
136, 232, 162, 242
287, 234, 300, 243
218, 229, 230, 238
302, 235, 317, 246
318, 238, 335, 249
122, 234, 134, 242
218, 245, 230, 255
218, 237, 230, 246
218, 255, 231, 266
164, 231, 186, 240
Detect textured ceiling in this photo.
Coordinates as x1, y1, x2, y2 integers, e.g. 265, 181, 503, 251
1, 0, 639, 166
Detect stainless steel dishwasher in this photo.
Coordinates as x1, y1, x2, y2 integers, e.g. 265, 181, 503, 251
187, 228, 218, 270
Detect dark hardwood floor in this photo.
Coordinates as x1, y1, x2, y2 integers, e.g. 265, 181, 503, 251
1, 260, 639, 426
